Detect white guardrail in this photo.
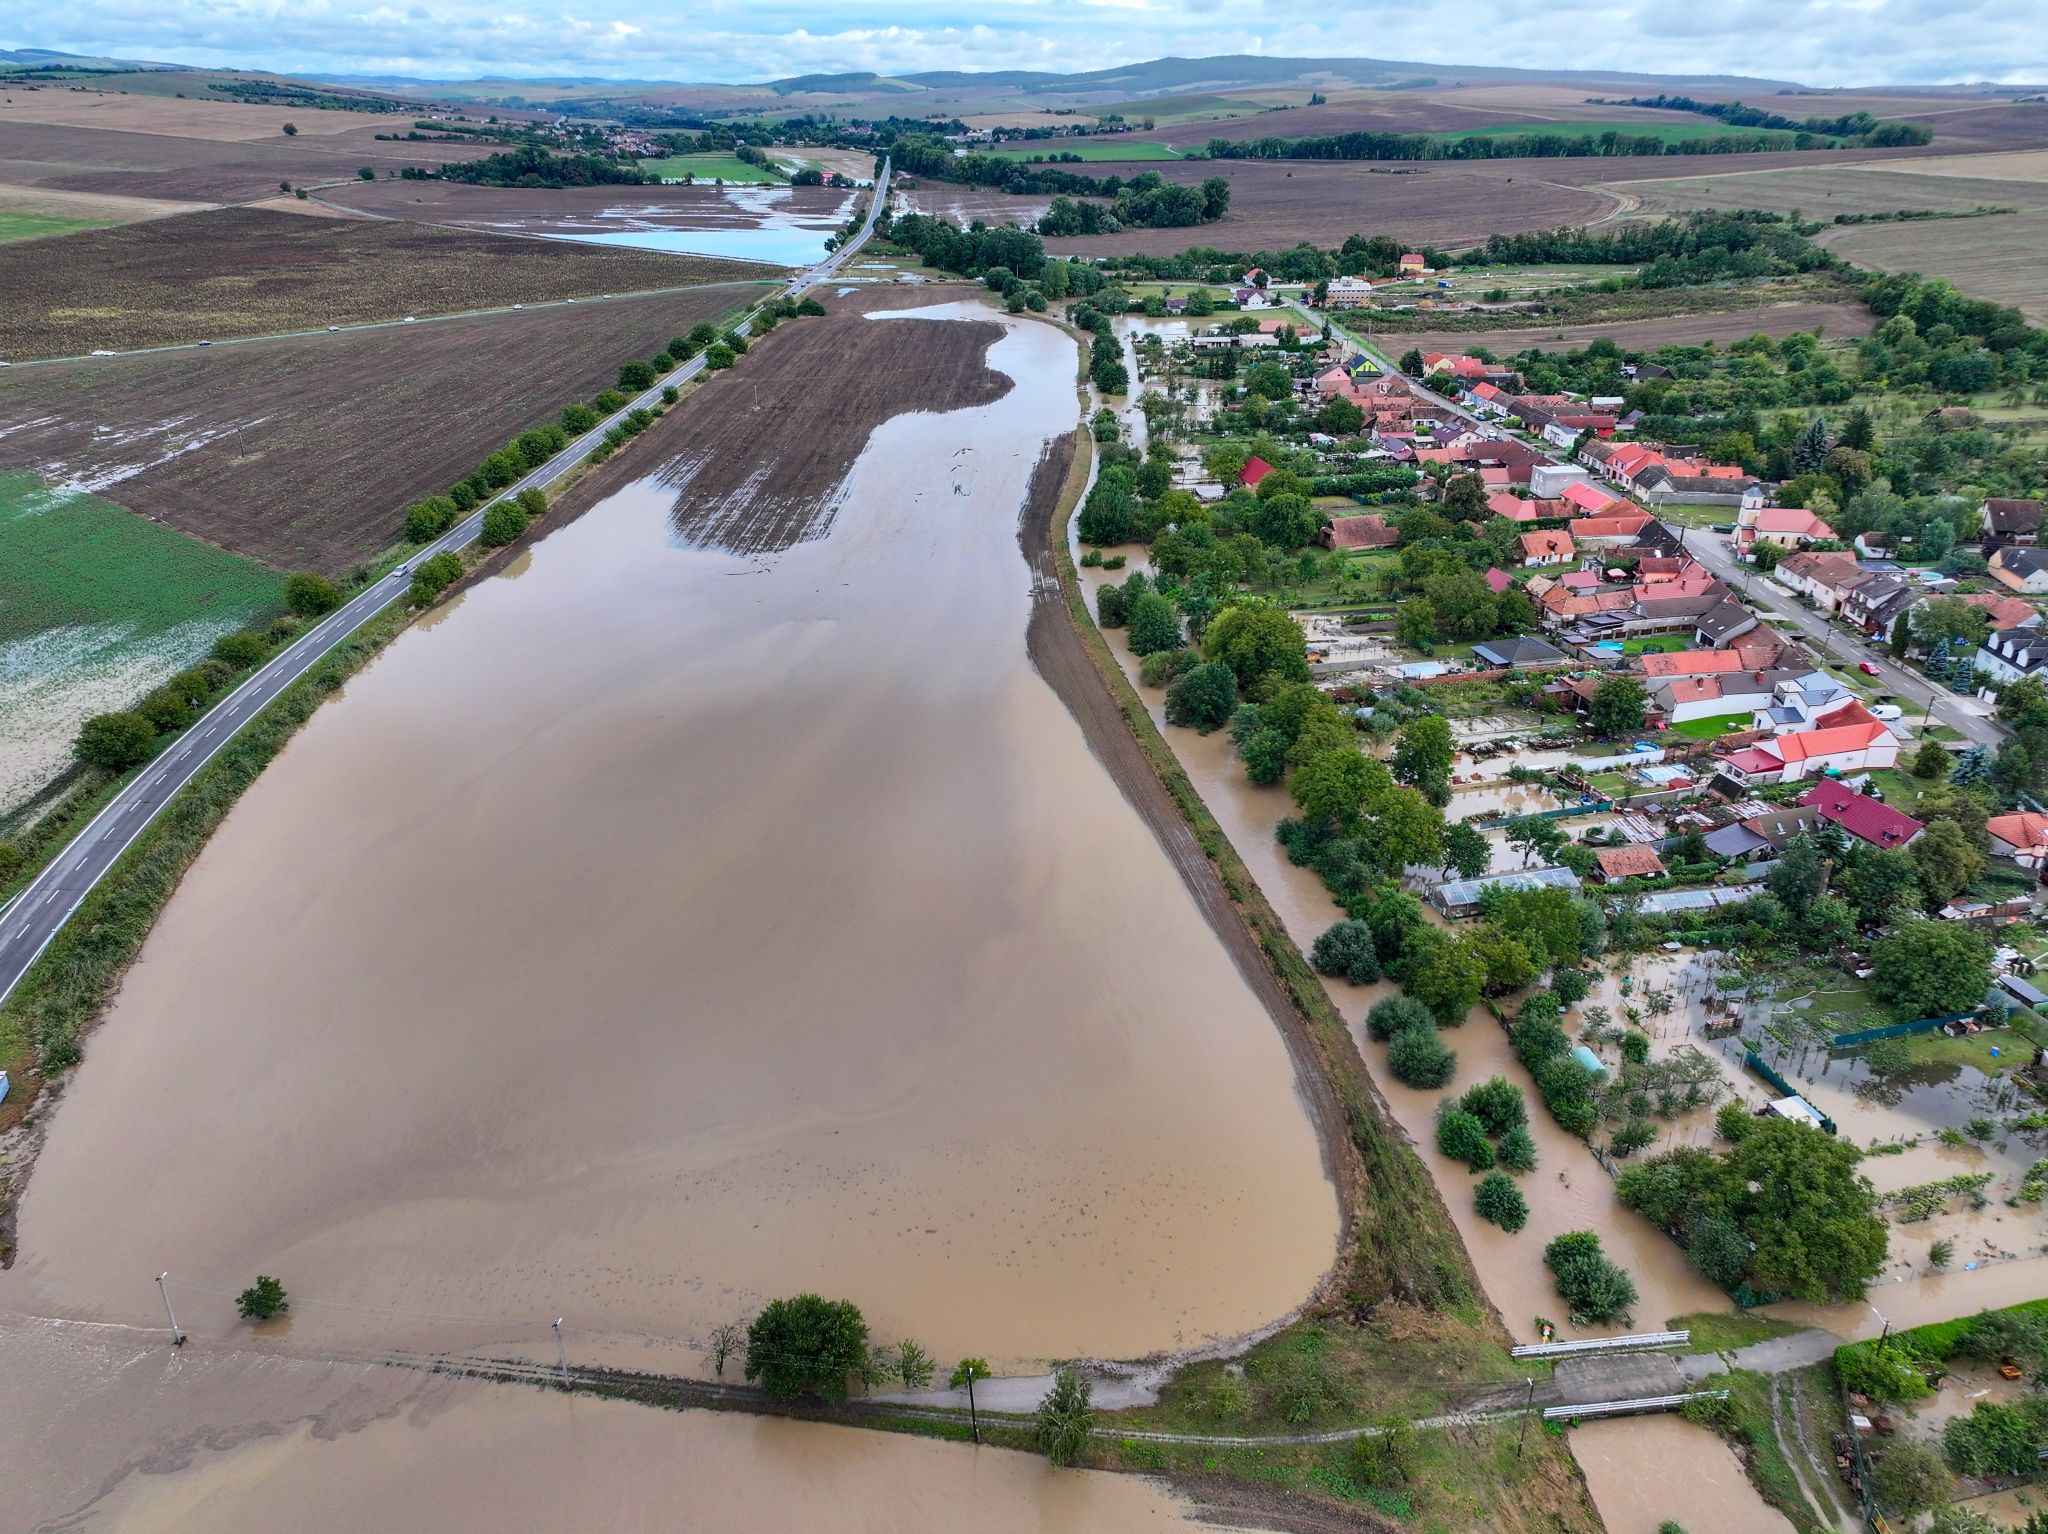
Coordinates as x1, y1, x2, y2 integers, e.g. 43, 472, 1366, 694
1544, 1390, 1726, 1423
1510, 1330, 1690, 1359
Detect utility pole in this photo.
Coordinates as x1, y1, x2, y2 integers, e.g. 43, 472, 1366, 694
553, 1317, 569, 1385
155, 1272, 184, 1346
1516, 1376, 1536, 1459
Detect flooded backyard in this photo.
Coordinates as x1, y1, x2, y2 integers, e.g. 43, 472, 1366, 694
1, 297, 1339, 1520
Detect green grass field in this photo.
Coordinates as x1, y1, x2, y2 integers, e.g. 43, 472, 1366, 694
641, 154, 784, 185
977, 140, 1183, 161
0, 212, 105, 244
0, 471, 279, 810
1622, 635, 1686, 654
1669, 711, 1755, 739
1445, 120, 1806, 147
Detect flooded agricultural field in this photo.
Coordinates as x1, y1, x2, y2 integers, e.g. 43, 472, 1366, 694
2, 289, 1336, 1474
1571, 1416, 1797, 1534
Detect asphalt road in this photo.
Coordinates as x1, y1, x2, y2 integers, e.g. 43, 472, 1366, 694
0, 162, 889, 1011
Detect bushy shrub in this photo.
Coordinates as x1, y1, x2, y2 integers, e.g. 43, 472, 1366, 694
1475, 1172, 1528, 1232
74, 711, 156, 771
1460, 1077, 1526, 1137
1544, 1230, 1637, 1326
1366, 994, 1433, 1042
1165, 662, 1239, 734
283, 571, 343, 617
1310, 921, 1381, 986
1436, 1108, 1495, 1171
210, 630, 268, 668
480, 501, 529, 548
408, 551, 464, 605
1498, 1125, 1538, 1173
1551, 968, 1592, 1007
1388, 1026, 1456, 1089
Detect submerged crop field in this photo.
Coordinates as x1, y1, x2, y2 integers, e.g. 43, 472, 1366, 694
0, 470, 277, 811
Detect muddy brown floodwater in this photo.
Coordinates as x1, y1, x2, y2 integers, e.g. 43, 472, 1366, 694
1, 298, 1335, 1519
1, 1314, 1227, 1532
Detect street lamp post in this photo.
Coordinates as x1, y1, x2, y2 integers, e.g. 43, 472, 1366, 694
553, 1317, 569, 1385
155, 1272, 184, 1346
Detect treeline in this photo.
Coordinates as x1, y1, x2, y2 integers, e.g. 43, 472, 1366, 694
207, 79, 397, 113
1591, 94, 1934, 147
888, 135, 1229, 230
1201, 126, 1822, 162
1460, 210, 1836, 287
1036, 176, 1229, 235
426, 146, 650, 188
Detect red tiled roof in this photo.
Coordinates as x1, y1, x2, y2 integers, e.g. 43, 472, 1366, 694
1801, 779, 1924, 848
1961, 593, 2038, 629
1595, 845, 1666, 879
1988, 811, 2048, 850
1484, 567, 1512, 593
1573, 512, 1652, 540
1240, 456, 1274, 487
1563, 481, 1627, 516
1754, 507, 1835, 537
1665, 677, 1726, 705
1519, 530, 1574, 561
1487, 491, 1536, 521
1771, 719, 1890, 762
1322, 514, 1398, 551
1641, 649, 1742, 678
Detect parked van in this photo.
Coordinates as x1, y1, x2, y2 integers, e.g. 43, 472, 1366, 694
1871, 705, 1904, 722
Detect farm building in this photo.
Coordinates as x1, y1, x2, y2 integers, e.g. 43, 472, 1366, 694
1317, 514, 1398, 551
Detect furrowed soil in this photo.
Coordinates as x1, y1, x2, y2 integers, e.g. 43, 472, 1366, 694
1817, 211, 2048, 323
0, 117, 498, 203
0, 205, 772, 358
1370, 299, 1875, 355
1036, 159, 1614, 255
0, 287, 1337, 1384
0, 87, 411, 142
0, 285, 765, 573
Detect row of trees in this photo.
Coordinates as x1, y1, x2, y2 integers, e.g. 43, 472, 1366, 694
1593, 95, 1934, 147
1198, 126, 1842, 161
731, 1294, 1096, 1465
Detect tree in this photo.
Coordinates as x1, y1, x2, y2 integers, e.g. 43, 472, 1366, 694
74, 712, 156, 771
1498, 1125, 1538, 1173
1792, 415, 1832, 476
1442, 821, 1491, 880
1442, 472, 1489, 522
1475, 1172, 1528, 1232
283, 571, 343, 617
1873, 917, 1991, 1020
1387, 1025, 1457, 1088
1366, 994, 1433, 1041
1311, 921, 1381, 985
235, 1275, 288, 1320
706, 1320, 746, 1377
1437, 1108, 1496, 1171
480, 500, 529, 547
408, 551, 464, 605
1869, 1440, 1950, 1518
1725, 1118, 1887, 1302
1543, 1230, 1637, 1326
1998, 674, 2048, 729
1399, 348, 1424, 377
1929, 1509, 2007, 1534
1506, 815, 1566, 869
1315, 395, 1364, 435
1900, 819, 1982, 905
744, 1294, 871, 1399
1249, 492, 1321, 550
281, 121, 298, 136
1911, 737, 1951, 780
1035, 1368, 1095, 1466
1392, 715, 1455, 803
1462, 1076, 1527, 1136
893, 1338, 936, 1389
1290, 749, 1378, 829
1411, 934, 1485, 1025
1203, 603, 1310, 694
1165, 661, 1238, 733
1126, 592, 1181, 656
617, 359, 657, 391
1588, 676, 1648, 737
704, 343, 736, 370
950, 1357, 992, 1443
1398, 597, 1439, 650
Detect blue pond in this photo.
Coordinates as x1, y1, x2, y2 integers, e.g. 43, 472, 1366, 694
544, 226, 826, 268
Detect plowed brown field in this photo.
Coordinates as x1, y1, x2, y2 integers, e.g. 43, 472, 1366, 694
0, 206, 770, 358
0, 286, 762, 573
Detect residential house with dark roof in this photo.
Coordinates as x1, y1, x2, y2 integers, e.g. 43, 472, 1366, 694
1982, 498, 2043, 544
1990, 546, 2048, 595
1974, 625, 2048, 687
1772, 551, 1870, 613
1695, 599, 1759, 648
1473, 634, 1567, 668
1635, 466, 1758, 508
1841, 574, 1925, 639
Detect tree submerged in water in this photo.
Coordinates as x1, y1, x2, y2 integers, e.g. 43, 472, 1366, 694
236, 1275, 288, 1320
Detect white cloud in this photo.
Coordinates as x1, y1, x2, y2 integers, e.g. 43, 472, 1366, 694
22, 0, 2048, 84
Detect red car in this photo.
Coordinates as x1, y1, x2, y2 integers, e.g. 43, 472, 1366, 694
1859, 661, 1881, 676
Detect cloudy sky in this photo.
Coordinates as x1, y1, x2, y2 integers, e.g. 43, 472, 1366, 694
21, 0, 2046, 87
